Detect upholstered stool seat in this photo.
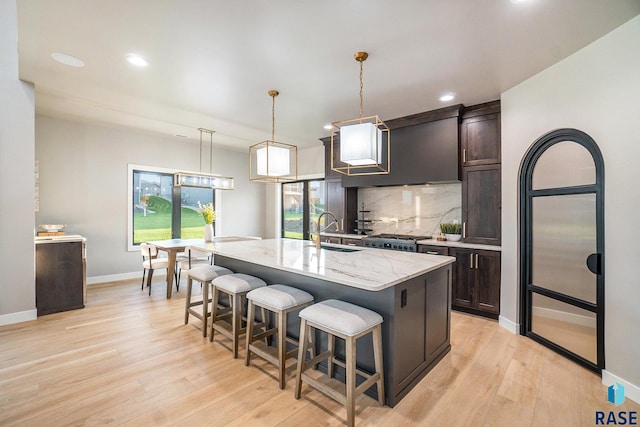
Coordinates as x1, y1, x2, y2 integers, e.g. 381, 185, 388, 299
294, 299, 385, 427
184, 265, 233, 336
209, 273, 267, 358
245, 285, 315, 389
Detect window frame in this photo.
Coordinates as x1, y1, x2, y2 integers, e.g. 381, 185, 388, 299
127, 164, 219, 251
281, 178, 325, 241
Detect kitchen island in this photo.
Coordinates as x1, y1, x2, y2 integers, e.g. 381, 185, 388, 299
209, 238, 455, 407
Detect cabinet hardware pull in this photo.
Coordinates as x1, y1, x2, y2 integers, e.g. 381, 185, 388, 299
469, 254, 474, 269
463, 222, 466, 238
463, 148, 467, 164
475, 254, 479, 269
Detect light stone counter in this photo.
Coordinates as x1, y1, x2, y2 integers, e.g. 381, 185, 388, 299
209, 237, 454, 291
319, 232, 365, 239
416, 238, 502, 251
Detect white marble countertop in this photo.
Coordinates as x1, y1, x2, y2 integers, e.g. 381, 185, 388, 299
35, 234, 86, 244
416, 238, 502, 251
209, 238, 454, 292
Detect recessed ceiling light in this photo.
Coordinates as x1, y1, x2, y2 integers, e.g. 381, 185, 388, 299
323, 124, 333, 130
50, 52, 85, 67
175, 134, 187, 138
439, 93, 455, 102
510, 0, 531, 3
126, 54, 149, 67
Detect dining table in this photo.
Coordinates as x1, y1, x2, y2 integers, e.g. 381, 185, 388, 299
145, 236, 259, 299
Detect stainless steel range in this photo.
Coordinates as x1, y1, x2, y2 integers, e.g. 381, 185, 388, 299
362, 234, 431, 252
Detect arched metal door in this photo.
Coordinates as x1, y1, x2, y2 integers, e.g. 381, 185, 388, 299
519, 129, 604, 373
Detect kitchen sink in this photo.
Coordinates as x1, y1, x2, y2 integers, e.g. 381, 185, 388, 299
321, 245, 360, 253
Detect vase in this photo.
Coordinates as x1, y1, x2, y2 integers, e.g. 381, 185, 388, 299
445, 233, 462, 242
204, 223, 214, 242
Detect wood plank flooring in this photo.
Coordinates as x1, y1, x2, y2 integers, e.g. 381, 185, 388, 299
1, 278, 637, 426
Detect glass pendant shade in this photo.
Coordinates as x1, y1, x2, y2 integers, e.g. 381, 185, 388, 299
340, 122, 382, 166
257, 145, 290, 176
173, 172, 234, 189
249, 90, 298, 183
174, 128, 234, 190
330, 51, 390, 176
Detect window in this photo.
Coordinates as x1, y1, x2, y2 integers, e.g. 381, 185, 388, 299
281, 179, 325, 240
128, 165, 214, 249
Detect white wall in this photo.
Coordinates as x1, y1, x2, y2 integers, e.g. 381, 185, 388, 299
501, 15, 640, 396
0, 0, 36, 324
35, 116, 265, 279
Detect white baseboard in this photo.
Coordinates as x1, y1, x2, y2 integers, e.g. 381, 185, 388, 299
602, 370, 640, 405
0, 309, 37, 326
498, 315, 519, 334
87, 271, 165, 285
532, 306, 596, 328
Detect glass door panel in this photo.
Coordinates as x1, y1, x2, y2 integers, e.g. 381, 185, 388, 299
308, 180, 326, 233
532, 194, 597, 303
531, 293, 597, 364
283, 182, 304, 239
532, 141, 595, 190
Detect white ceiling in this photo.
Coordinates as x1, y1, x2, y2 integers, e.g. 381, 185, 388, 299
16, 0, 640, 151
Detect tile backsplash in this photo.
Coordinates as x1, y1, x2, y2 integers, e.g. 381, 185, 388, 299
357, 182, 461, 236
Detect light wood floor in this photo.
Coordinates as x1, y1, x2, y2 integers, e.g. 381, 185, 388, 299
1, 278, 637, 426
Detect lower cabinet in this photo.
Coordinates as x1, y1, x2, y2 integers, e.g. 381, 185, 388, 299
322, 236, 341, 244
417, 244, 449, 256
341, 237, 363, 246
449, 248, 501, 318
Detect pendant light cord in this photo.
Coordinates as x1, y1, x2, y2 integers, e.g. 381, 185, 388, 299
271, 93, 276, 142
359, 59, 364, 120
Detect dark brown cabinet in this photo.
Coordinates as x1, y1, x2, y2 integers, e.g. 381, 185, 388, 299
341, 237, 363, 246
325, 178, 357, 234
449, 248, 500, 318
461, 112, 501, 166
461, 101, 501, 246
35, 239, 86, 316
462, 164, 501, 245
417, 245, 449, 256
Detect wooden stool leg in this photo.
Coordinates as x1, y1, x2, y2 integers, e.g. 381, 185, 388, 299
231, 293, 242, 358
209, 285, 219, 342
201, 280, 209, 337
294, 318, 309, 400
327, 333, 335, 378
345, 336, 356, 427
277, 310, 287, 389
184, 276, 193, 324
245, 300, 255, 367
372, 324, 385, 405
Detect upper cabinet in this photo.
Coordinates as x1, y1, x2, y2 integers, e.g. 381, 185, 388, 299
461, 100, 501, 246
322, 105, 463, 188
461, 101, 501, 166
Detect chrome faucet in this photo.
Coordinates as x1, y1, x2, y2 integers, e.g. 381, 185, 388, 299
313, 211, 341, 250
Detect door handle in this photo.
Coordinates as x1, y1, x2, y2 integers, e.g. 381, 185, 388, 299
475, 254, 479, 269
586, 253, 601, 274
469, 254, 474, 269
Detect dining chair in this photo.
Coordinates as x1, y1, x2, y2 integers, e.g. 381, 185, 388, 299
176, 245, 213, 288
140, 243, 170, 296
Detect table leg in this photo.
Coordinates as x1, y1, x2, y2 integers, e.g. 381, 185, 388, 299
166, 249, 177, 299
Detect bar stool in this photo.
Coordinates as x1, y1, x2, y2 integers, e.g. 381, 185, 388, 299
244, 285, 315, 389
209, 273, 267, 358
184, 265, 233, 337
294, 299, 385, 427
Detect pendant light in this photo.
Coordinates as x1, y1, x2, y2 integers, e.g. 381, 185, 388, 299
331, 51, 390, 176
249, 90, 298, 183
174, 128, 234, 190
